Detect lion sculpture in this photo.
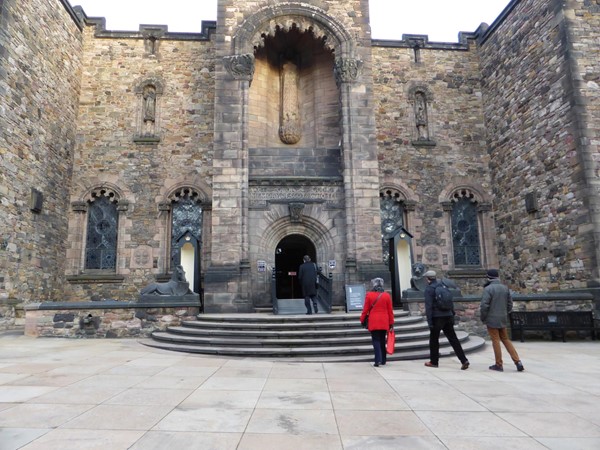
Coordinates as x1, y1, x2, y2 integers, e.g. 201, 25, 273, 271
140, 265, 193, 296
410, 262, 429, 292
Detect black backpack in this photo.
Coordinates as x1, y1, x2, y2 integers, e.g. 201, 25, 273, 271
434, 282, 454, 311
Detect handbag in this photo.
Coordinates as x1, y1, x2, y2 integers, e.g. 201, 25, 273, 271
386, 328, 395, 355
361, 293, 383, 328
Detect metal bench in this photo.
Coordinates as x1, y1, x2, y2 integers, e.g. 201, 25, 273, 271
509, 311, 597, 342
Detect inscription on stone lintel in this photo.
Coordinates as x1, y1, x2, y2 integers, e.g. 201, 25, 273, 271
249, 185, 343, 208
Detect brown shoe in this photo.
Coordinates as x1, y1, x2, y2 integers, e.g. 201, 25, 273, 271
461, 361, 470, 370
424, 361, 438, 368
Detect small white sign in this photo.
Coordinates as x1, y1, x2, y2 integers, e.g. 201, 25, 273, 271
257, 260, 266, 272
328, 260, 336, 269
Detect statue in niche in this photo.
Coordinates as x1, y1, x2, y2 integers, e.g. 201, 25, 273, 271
143, 85, 156, 123
279, 58, 301, 144
415, 91, 429, 141
141, 85, 156, 136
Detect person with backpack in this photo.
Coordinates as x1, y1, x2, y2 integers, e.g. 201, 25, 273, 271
480, 269, 525, 372
423, 270, 470, 370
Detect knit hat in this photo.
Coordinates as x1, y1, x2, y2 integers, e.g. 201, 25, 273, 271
486, 269, 499, 279
423, 270, 436, 279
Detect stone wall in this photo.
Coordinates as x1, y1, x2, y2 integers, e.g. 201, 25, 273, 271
563, 0, 600, 284
24, 301, 199, 337
372, 38, 496, 293
0, 0, 83, 303
479, 0, 597, 292
62, 21, 216, 301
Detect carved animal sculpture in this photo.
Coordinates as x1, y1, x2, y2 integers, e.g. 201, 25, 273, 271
140, 265, 192, 296
410, 262, 429, 292
412, 263, 427, 278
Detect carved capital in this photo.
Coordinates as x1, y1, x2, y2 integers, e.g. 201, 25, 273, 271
441, 201, 453, 212
71, 201, 87, 212
333, 57, 362, 85
404, 200, 417, 211
478, 202, 492, 212
223, 54, 255, 81
158, 202, 171, 212
116, 200, 129, 212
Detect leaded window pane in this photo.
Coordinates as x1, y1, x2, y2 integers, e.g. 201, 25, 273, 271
380, 196, 404, 265
85, 196, 118, 270
452, 198, 481, 266
171, 196, 202, 266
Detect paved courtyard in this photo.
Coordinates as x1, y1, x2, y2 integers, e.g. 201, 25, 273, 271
0, 332, 599, 449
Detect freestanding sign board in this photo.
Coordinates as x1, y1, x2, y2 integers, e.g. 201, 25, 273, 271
345, 284, 366, 312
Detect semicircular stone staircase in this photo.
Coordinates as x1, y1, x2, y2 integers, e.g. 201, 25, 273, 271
144, 310, 485, 363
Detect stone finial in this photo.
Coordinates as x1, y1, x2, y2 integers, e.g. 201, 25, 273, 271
223, 54, 255, 81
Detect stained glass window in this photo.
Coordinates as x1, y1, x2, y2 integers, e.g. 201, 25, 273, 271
451, 197, 480, 266
171, 195, 202, 267
380, 195, 404, 265
85, 196, 118, 270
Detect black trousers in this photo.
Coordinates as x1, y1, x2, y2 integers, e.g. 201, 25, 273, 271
429, 316, 467, 365
371, 330, 387, 364
304, 296, 317, 314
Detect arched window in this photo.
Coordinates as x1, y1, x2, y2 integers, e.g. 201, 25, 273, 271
169, 188, 203, 294
380, 190, 406, 265
451, 192, 481, 267
85, 193, 119, 270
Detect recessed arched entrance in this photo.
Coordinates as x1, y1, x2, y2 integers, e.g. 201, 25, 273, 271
275, 234, 316, 299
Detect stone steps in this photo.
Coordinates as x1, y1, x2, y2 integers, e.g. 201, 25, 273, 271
144, 311, 485, 362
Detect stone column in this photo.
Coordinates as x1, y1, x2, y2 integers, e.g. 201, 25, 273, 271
204, 46, 254, 312
335, 52, 387, 284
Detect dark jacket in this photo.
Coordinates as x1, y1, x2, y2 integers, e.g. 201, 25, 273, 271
480, 279, 512, 328
298, 261, 317, 297
424, 279, 454, 327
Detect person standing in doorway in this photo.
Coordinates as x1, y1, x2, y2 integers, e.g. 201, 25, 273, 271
298, 255, 318, 314
360, 278, 394, 367
481, 269, 525, 372
423, 270, 470, 370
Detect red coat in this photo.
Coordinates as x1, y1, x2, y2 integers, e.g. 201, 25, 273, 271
359, 291, 394, 331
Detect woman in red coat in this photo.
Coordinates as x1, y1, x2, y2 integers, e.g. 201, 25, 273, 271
359, 278, 394, 366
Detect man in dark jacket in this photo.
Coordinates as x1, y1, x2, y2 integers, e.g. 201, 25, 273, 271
481, 269, 524, 372
298, 255, 318, 314
423, 270, 469, 370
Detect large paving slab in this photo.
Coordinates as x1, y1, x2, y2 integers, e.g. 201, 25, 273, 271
0, 331, 599, 449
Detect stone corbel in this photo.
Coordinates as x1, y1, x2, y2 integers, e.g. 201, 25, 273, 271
223, 54, 255, 81
289, 202, 305, 223
333, 57, 363, 86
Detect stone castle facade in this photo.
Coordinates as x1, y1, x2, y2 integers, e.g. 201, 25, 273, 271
1, 0, 600, 313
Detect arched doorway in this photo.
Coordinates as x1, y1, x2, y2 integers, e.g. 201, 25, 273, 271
275, 234, 316, 299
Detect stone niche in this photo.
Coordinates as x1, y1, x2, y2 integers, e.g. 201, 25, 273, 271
248, 27, 341, 150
